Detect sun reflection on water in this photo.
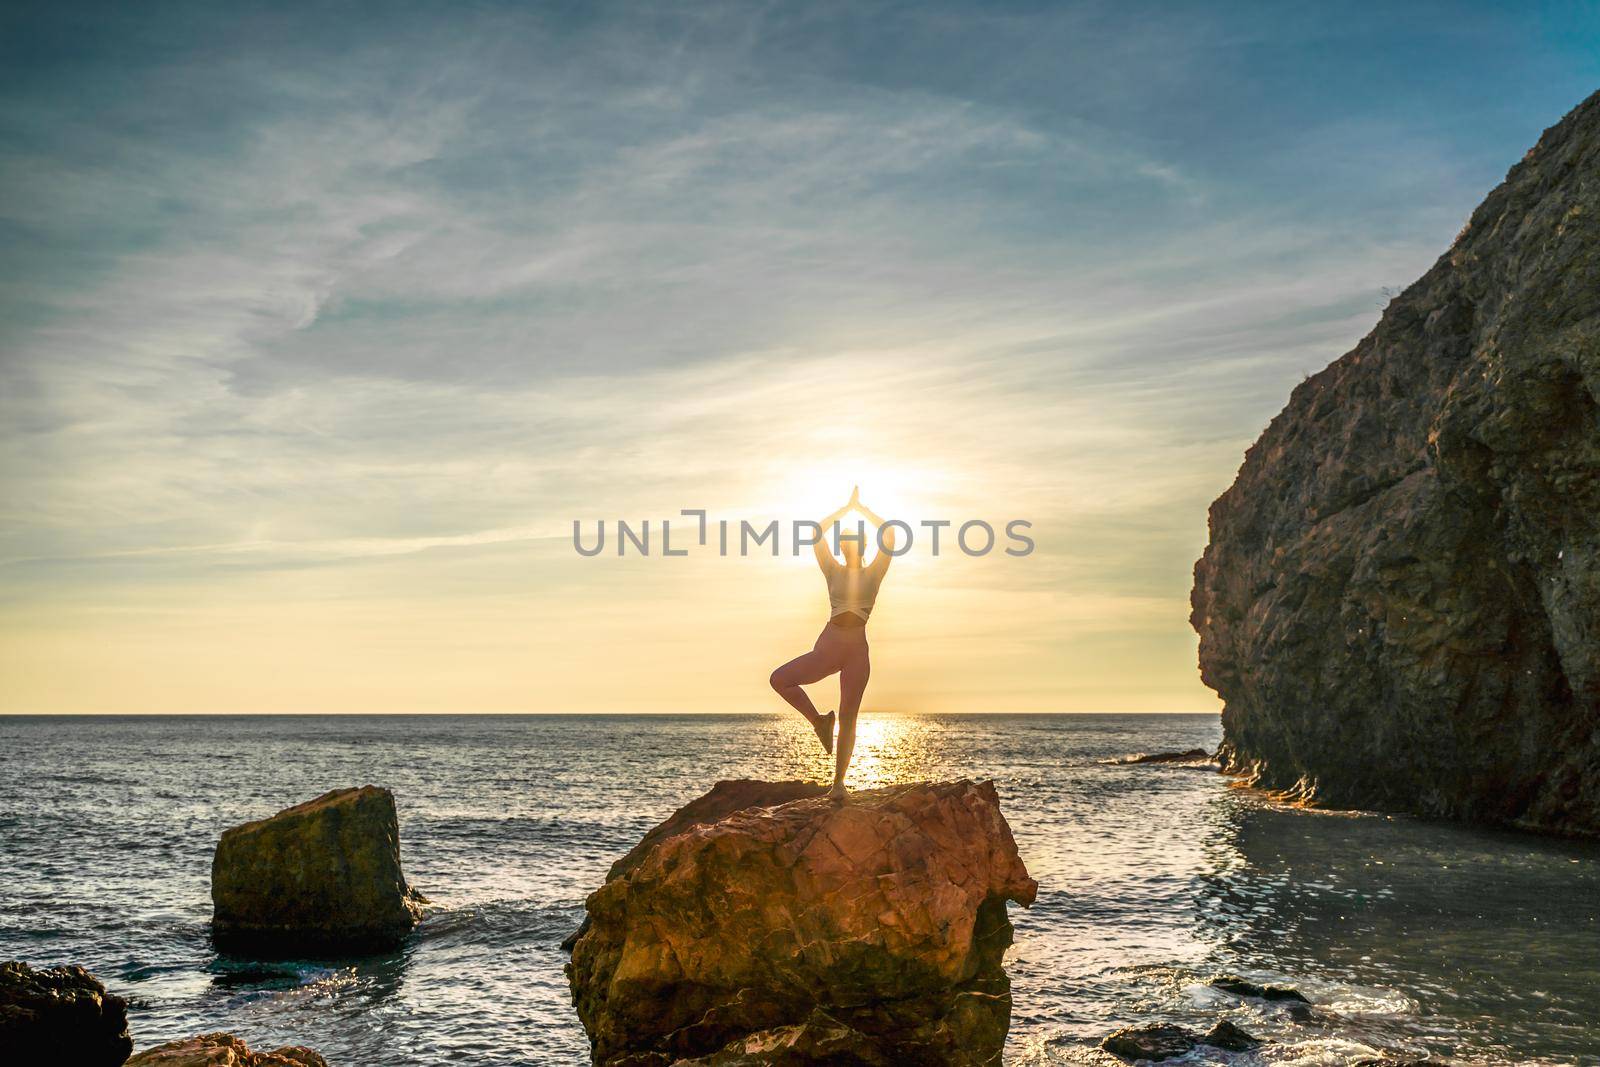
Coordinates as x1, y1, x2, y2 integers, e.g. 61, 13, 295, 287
844, 714, 940, 789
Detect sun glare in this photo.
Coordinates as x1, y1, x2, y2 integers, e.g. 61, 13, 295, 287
769, 462, 945, 566
779, 462, 933, 524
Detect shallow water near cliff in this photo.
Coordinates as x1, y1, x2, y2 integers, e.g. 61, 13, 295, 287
2, 713, 1597, 1066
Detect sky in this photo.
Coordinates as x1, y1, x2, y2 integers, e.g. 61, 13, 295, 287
1, 1, 1597, 713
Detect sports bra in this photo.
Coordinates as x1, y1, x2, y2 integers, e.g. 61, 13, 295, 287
818, 551, 889, 621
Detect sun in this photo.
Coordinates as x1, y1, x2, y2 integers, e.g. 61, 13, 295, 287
769, 463, 938, 566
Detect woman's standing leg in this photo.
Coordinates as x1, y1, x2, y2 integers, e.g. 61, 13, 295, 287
831, 643, 870, 798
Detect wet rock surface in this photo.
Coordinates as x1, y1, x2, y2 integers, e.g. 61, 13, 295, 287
126, 1031, 329, 1066
1192, 89, 1600, 836
211, 786, 425, 956
566, 778, 1036, 1066
1098, 1023, 1201, 1061
1118, 748, 1214, 765
1201, 1019, 1263, 1051
1208, 974, 1311, 1003
1098, 1018, 1266, 1061
0, 960, 132, 1066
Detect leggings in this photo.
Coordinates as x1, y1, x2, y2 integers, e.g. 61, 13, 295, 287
769, 622, 871, 720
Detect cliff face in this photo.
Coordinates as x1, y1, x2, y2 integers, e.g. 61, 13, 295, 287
1192, 90, 1600, 835
566, 779, 1036, 1066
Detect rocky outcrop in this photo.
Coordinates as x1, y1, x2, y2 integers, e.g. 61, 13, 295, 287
1209, 974, 1309, 1003
1099, 1025, 1200, 1062
566, 779, 1036, 1066
1114, 749, 1214, 765
0, 960, 132, 1065
212, 786, 425, 956
127, 1032, 328, 1066
1192, 90, 1600, 835
1201, 1020, 1263, 1052
1097, 1020, 1264, 1062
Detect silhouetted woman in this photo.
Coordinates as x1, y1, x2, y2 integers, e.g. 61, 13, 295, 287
769, 486, 895, 801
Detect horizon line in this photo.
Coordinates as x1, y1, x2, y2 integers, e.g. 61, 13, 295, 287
0, 709, 1222, 717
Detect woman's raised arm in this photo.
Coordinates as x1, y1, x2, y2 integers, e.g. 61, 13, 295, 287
855, 496, 895, 575
814, 495, 853, 571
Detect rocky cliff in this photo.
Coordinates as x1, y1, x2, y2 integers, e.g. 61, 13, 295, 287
1192, 90, 1600, 835
566, 779, 1037, 1066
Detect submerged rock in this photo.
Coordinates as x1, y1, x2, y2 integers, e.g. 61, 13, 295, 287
566, 778, 1036, 1066
1119, 748, 1214, 765
1209, 974, 1310, 1003
0, 960, 132, 1066
212, 786, 425, 956
1099, 1018, 1267, 1061
126, 1031, 328, 1066
1202, 1019, 1264, 1051
1098, 1024, 1200, 1061
1192, 90, 1600, 836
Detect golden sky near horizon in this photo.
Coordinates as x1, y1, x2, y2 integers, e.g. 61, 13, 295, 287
1, 372, 1228, 713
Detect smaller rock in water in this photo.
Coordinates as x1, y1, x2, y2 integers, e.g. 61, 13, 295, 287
1121, 748, 1214, 765
127, 1031, 328, 1066
1099, 1024, 1201, 1062
212, 785, 425, 956
1209, 973, 1310, 1003
1202, 1019, 1264, 1051
0, 960, 132, 1066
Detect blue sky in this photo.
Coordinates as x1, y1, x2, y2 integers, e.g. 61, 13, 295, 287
1, 1, 1596, 712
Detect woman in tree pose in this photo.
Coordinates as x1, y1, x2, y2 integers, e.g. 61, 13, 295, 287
769, 486, 895, 801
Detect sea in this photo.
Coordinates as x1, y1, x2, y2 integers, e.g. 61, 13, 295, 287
2, 713, 1596, 1066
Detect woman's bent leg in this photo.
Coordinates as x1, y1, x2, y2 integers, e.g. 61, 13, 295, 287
769, 648, 839, 725
832, 647, 870, 795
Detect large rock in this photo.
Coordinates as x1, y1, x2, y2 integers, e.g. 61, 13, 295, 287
0, 960, 132, 1065
566, 779, 1036, 1066
1192, 89, 1600, 835
212, 786, 425, 956
127, 1032, 328, 1066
